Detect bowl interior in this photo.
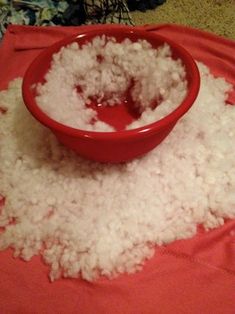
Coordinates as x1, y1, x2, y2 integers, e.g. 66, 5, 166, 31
25, 29, 199, 132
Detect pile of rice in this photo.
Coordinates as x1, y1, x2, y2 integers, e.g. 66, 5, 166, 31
0, 63, 235, 282
36, 36, 187, 131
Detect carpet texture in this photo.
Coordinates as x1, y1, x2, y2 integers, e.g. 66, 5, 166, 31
132, 0, 235, 39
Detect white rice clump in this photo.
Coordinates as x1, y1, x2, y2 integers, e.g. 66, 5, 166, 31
36, 36, 187, 131
0, 63, 235, 282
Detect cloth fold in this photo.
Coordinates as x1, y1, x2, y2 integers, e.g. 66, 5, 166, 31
0, 24, 235, 314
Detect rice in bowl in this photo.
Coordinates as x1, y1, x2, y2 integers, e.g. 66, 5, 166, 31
36, 36, 187, 132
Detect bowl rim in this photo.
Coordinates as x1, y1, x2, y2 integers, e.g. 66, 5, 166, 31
22, 25, 200, 141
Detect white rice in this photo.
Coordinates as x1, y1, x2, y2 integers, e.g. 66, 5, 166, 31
36, 36, 187, 131
0, 63, 235, 282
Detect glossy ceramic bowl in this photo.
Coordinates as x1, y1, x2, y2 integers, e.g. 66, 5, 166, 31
22, 25, 200, 163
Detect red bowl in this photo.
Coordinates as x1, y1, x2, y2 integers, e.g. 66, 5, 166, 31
22, 25, 200, 163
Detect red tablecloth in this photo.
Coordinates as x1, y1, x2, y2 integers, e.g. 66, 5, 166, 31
0, 24, 235, 314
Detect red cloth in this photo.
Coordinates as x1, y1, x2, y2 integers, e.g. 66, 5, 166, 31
0, 24, 235, 314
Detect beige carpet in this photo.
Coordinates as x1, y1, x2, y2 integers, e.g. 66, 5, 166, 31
132, 0, 235, 39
